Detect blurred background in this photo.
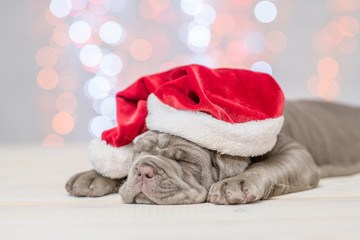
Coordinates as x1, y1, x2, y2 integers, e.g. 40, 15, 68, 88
0, 0, 359, 146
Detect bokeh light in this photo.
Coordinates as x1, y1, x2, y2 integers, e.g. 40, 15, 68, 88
251, 61, 273, 75
308, 74, 322, 96
326, 0, 360, 14
89, 116, 114, 137
254, 1, 277, 23
42, 134, 64, 147
244, 32, 265, 54
130, 39, 152, 61
308, 75, 339, 101
139, 0, 160, 20
52, 24, 71, 46
78, 10, 96, 25
323, 22, 343, 45
85, 76, 111, 99
317, 57, 339, 79
213, 13, 236, 35
50, 0, 72, 18
190, 53, 217, 67
40, 0, 358, 142
100, 97, 117, 119
194, 4, 216, 26
37, 68, 59, 90
88, 3, 107, 16
71, 0, 88, 11
266, 30, 287, 52
339, 16, 359, 37
45, 8, 65, 25
53, 112, 75, 135
187, 24, 211, 49
181, 0, 204, 16
337, 36, 357, 53
231, 0, 253, 8
99, 21, 125, 45
89, 0, 104, 4
146, 26, 171, 55
79, 44, 102, 67
226, 41, 248, 63
149, 0, 170, 11
56, 92, 78, 113
68, 21, 92, 44
100, 54, 123, 76
58, 69, 78, 91
36, 47, 58, 68
104, 0, 126, 12
313, 32, 333, 53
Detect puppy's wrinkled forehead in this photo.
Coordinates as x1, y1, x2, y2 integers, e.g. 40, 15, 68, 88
133, 131, 188, 160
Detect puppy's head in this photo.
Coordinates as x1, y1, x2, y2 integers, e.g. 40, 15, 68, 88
119, 131, 251, 204
119, 131, 218, 204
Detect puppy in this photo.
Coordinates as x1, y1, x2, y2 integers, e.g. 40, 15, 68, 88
66, 100, 360, 204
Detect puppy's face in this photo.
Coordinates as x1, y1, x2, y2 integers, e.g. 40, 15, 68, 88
119, 131, 218, 204
119, 131, 251, 204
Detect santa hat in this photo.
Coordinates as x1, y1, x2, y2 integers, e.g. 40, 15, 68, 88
89, 64, 284, 179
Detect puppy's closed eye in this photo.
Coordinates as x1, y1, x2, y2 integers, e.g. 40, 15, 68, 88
168, 149, 186, 160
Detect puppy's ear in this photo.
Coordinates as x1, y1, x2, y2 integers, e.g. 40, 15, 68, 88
214, 153, 251, 180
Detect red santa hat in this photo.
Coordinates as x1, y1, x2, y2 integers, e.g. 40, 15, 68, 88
89, 64, 284, 178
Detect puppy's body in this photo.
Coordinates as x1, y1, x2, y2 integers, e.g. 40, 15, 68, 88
283, 101, 360, 177
66, 100, 360, 204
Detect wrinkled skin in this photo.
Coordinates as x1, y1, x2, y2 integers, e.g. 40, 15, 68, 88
119, 131, 250, 204
66, 100, 360, 204
66, 131, 318, 204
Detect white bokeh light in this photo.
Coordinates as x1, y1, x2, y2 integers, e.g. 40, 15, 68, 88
181, 0, 204, 16
254, 1, 277, 23
251, 61, 273, 75
79, 44, 102, 67
187, 24, 211, 49
99, 21, 125, 45
100, 97, 117, 120
194, 4, 216, 26
89, 116, 114, 138
86, 76, 111, 99
68, 21, 92, 44
244, 32, 265, 54
91, 99, 102, 115
50, 0, 72, 18
100, 54, 123, 76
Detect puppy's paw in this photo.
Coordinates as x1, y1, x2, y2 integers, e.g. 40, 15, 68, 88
207, 175, 266, 205
65, 170, 124, 197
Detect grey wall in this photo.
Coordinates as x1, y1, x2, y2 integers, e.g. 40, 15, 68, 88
0, 0, 359, 143
0, 1, 42, 142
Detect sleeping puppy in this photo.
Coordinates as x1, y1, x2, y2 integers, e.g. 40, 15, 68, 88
66, 100, 360, 204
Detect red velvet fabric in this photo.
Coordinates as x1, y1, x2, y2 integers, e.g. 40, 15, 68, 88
102, 64, 284, 147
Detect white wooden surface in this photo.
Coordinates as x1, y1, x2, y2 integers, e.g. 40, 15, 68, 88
1, 144, 360, 240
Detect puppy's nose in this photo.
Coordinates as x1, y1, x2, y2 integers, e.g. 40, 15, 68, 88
138, 165, 156, 179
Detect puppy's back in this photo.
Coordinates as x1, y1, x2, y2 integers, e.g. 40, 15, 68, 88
282, 100, 360, 177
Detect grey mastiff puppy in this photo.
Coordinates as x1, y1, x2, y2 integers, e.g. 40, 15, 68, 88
66, 100, 360, 204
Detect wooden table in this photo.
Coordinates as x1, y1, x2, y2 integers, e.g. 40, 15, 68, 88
1, 144, 360, 239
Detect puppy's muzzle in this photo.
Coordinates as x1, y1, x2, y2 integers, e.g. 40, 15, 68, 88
137, 164, 156, 181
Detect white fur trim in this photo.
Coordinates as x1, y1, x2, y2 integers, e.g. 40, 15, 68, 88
146, 94, 284, 157
88, 139, 133, 179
